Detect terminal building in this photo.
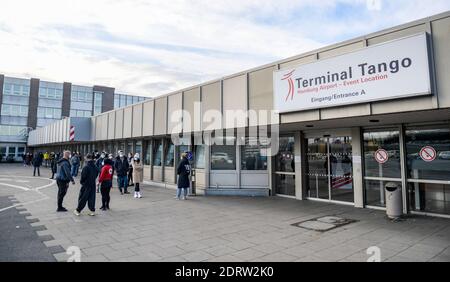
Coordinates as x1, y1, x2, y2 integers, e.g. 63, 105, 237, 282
27, 12, 450, 217
0, 75, 149, 161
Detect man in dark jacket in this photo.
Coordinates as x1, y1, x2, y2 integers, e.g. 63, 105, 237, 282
176, 152, 191, 200
70, 152, 81, 177
32, 153, 43, 176
74, 154, 99, 216
114, 150, 129, 195
55, 151, 75, 212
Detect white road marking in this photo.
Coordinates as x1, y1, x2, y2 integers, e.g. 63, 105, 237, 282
0, 182, 30, 191
0, 175, 55, 213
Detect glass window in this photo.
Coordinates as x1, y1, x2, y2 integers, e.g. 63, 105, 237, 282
126, 95, 133, 105
144, 142, 151, 166
364, 130, 401, 179
406, 125, 450, 181
135, 141, 142, 158
241, 141, 268, 171
3, 83, 12, 95
275, 136, 295, 172
153, 140, 163, 166
114, 95, 120, 108
165, 141, 175, 167
195, 145, 205, 169
127, 141, 133, 155
211, 138, 236, 170
1, 104, 28, 117
409, 183, 450, 214
275, 174, 295, 196
120, 95, 126, 107
365, 180, 401, 207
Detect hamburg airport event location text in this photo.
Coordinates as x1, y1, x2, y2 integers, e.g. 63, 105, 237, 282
274, 33, 432, 113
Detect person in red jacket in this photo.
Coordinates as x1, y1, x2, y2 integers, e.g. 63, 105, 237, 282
98, 158, 114, 211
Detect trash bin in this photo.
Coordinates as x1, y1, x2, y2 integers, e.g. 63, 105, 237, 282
385, 182, 402, 219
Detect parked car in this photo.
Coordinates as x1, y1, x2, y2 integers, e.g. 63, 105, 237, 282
438, 151, 450, 160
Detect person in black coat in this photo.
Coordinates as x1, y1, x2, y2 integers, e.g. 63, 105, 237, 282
176, 152, 191, 200
74, 154, 99, 216
114, 150, 130, 195
50, 153, 57, 179
32, 153, 43, 176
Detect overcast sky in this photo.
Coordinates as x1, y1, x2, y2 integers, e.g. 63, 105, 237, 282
0, 0, 449, 97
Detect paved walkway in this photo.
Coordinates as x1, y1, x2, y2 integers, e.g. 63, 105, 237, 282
0, 163, 449, 262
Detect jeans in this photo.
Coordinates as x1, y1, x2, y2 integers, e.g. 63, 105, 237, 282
117, 175, 128, 192
57, 180, 69, 209
76, 184, 96, 212
71, 164, 79, 177
33, 166, 40, 176
176, 187, 188, 199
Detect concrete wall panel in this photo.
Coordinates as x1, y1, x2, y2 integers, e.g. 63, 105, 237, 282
123, 106, 133, 138
167, 93, 183, 135
142, 100, 154, 137
154, 97, 167, 136
202, 82, 221, 131
132, 104, 143, 137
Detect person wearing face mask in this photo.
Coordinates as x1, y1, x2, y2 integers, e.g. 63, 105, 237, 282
132, 153, 144, 198
98, 157, 114, 210
114, 150, 129, 195
176, 152, 191, 200
95, 152, 106, 193
96, 152, 106, 170
127, 152, 134, 187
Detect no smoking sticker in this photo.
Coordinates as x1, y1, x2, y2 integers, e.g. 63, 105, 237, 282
374, 149, 388, 164
420, 146, 437, 162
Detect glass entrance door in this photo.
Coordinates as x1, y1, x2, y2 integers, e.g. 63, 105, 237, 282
306, 136, 354, 203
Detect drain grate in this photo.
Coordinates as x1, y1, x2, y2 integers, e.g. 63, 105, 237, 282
291, 216, 357, 232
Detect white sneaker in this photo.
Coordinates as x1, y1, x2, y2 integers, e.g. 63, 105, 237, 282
134, 192, 138, 198
137, 192, 142, 198
73, 210, 80, 216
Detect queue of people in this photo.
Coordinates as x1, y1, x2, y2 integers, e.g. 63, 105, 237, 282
23, 148, 192, 216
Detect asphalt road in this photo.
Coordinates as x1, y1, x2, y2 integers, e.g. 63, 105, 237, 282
0, 195, 56, 262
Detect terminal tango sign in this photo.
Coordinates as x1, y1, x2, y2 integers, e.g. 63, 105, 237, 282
274, 33, 432, 113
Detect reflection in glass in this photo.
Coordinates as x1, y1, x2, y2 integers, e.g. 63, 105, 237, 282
153, 140, 163, 166
306, 138, 328, 200
406, 126, 450, 181
275, 174, 295, 196
165, 141, 175, 167
275, 137, 295, 172
409, 183, 450, 215
211, 145, 236, 170
364, 130, 401, 179
241, 144, 268, 171
305, 136, 353, 203
365, 180, 402, 207
144, 142, 151, 166
195, 145, 205, 169
329, 137, 353, 203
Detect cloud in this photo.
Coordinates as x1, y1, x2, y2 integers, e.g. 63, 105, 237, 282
0, 0, 448, 97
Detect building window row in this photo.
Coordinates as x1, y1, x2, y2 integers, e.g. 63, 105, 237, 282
3, 83, 30, 97
39, 87, 63, 100
1, 104, 28, 117
93, 91, 103, 115
0, 125, 27, 136
114, 94, 146, 108
70, 109, 92, 118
